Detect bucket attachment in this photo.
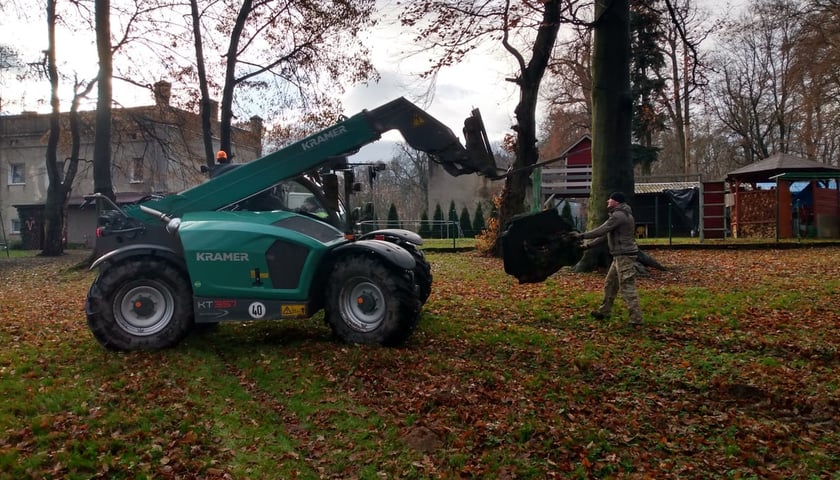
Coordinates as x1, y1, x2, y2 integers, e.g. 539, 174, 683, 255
500, 209, 583, 284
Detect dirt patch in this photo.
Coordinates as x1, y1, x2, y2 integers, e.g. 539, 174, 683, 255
402, 425, 444, 453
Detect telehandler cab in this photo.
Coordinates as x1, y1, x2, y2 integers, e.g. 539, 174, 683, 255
85, 97, 502, 350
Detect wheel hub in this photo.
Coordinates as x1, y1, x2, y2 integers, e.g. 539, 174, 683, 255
131, 296, 157, 318
356, 292, 378, 314
114, 281, 175, 336
339, 278, 386, 333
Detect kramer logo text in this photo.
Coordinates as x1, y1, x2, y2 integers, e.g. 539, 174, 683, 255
196, 252, 249, 262
301, 126, 347, 151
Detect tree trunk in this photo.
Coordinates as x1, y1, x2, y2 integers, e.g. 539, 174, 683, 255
189, 0, 216, 169
94, 0, 115, 201
41, 1, 89, 257
41, 186, 68, 256
492, 1, 561, 255
219, 0, 253, 159
41, 0, 64, 256
576, 0, 634, 272
681, 47, 692, 175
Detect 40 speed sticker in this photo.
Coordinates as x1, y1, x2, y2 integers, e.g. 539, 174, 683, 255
248, 302, 266, 319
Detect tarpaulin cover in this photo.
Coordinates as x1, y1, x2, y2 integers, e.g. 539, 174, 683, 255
500, 209, 582, 284
664, 187, 699, 230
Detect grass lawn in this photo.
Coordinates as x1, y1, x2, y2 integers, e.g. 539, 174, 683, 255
1, 247, 838, 478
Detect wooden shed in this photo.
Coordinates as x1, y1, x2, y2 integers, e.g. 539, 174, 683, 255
539, 135, 593, 199
725, 154, 840, 239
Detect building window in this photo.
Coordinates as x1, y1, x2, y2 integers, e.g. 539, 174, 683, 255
130, 157, 144, 183
9, 163, 25, 185
11, 218, 21, 234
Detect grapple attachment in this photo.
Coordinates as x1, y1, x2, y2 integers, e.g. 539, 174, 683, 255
365, 98, 504, 179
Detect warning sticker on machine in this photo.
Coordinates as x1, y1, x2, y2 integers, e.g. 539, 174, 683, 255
281, 304, 307, 317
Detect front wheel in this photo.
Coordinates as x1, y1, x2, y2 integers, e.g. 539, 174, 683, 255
326, 255, 420, 346
86, 258, 193, 351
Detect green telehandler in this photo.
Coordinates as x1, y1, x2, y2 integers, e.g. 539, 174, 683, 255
84, 97, 502, 350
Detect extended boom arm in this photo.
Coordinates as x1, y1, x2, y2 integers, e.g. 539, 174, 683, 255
141, 97, 502, 217
365, 98, 500, 178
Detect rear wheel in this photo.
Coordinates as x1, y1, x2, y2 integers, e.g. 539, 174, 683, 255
408, 247, 432, 303
86, 258, 193, 350
326, 255, 420, 346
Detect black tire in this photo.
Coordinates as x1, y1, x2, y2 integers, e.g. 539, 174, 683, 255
86, 258, 193, 351
325, 255, 421, 346
408, 247, 433, 303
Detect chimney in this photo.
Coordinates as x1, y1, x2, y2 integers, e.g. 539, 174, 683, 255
250, 115, 263, 136
153, 80, 172, 106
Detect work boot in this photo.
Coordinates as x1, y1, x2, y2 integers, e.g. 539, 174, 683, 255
628, 316, 643, 327
590, 310, 608, 320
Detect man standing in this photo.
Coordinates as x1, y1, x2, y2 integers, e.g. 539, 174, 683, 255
211, 150, 237, 178
575, 192, 643, 327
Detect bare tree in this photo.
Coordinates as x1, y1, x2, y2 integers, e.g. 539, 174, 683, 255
188, 0, 215, 168
41, 1, 95, 256
656, 0, 714, 175
94, 0, 115, 201
402, 0, 588, 253
0, 44, 25, 112
708, 0, 805, 164
127, 0, 376, 166
793, 0, 840, 162
42, 0, 65, 255
377, 143, 430, 223
540, 27, 592, 159
542, 0, 711, 178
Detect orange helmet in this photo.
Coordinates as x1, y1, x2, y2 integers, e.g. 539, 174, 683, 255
216, 150, 228, 160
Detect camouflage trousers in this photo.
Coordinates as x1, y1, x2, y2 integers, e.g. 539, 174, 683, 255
596, 254, 643, 324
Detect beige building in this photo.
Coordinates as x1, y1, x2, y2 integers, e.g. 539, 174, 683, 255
1, 81, 262, 249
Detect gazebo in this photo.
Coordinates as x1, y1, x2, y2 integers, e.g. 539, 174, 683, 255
725, 153, 840, 239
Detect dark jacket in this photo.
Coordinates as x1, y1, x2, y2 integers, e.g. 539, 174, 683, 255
210, 162, 238, 178
581, 203, 639, 255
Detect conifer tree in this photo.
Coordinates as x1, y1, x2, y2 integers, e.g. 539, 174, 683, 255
472, 202, 486, 235
419, 210, 431, 237
459, 206, 472, 237
387, 203, 400, 229
448, 201, 459, 238
432, 203, 445, 239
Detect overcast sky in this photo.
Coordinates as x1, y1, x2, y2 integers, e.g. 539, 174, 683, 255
2, 0, 747, 164
342, 7, 519, 164
345, 0, 748, 163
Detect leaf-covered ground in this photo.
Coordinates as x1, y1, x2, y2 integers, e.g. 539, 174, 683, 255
1, 248, 838, 479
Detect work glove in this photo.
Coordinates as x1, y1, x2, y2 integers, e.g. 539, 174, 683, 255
570, 231, 589, 250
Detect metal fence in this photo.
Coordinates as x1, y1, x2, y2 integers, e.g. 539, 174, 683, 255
356, 219, 464, 238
